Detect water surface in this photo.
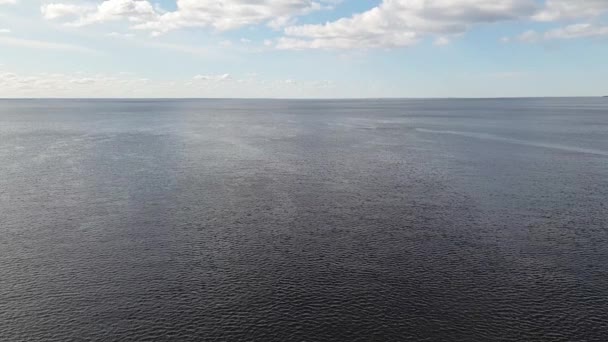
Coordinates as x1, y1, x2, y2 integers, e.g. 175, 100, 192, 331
1, 98, 607, 341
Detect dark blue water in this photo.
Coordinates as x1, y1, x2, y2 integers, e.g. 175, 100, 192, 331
1, 99, 607, 341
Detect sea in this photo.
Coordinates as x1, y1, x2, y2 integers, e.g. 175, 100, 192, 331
1, 98, 607, 341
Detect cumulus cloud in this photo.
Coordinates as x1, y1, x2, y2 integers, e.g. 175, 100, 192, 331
0, 36, 97, 53
516, 30, 541, 43
546, 23, 608, 39
278, 0, 538, 50
107, 31, 135, 38
0, 69, 336, 98
0, 70, 154, 94
0, 72, 18, 79
434, 36, 453, 46
41, 4, 90, 20
42, 0, 156, 26
533, 0, 608, 21
139, 0, 335, 32
0, 0, 17, 5
193, 73, 232, 81
42, 0, 335, 33
516, 23, 608, 42
69, 78, 96, 85
38, 0, 608, 50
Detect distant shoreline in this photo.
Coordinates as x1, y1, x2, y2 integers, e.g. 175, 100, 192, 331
0, 96, 606, 101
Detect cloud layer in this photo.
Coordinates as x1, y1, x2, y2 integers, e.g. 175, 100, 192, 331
516, 23, 608, 42
42, 0, 336, 33
0, 68, 336, 98
279, 0, 539, 49
533, 0, 608, 21
32, 0, 608, 50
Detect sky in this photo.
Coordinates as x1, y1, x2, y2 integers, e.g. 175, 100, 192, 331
0, 0, 607, 98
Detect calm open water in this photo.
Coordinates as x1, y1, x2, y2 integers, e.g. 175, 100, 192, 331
1, 98, 607, 341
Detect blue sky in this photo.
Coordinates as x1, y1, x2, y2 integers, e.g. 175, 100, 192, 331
1, 0, 607, 98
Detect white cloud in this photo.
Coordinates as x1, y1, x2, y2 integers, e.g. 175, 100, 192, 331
138, 0, 335, 33
0, 69, 337, 98
42, 0, 335, 33
0, 72, 18, 79
219, 40, 232, 47
0, 36, 98, 53
139, 40, 211, 56
516, 29, 541, 43
107, 31, 135, 38
278, 0, 538, 50
0, 71, 152, 94
193, 73, 232, 81
35, 0, 608, 51
41, 4, 90, 20
0, 28, 11, 34
546, 23, 608, 39
69, 78, 96, 85
533, 0, 608, 21
0, 0, 17, 5
434, 36, 452, 46
42, 0, 156, 26
516, 23, 608, 42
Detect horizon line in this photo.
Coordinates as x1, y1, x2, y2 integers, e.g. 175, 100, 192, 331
0, 96, 606, 101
